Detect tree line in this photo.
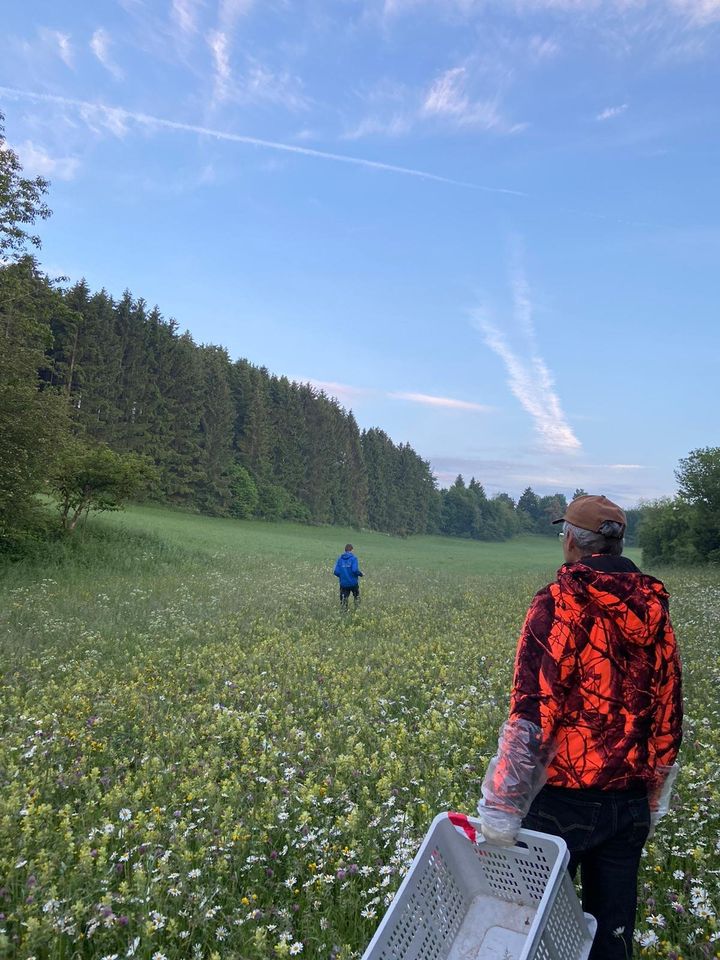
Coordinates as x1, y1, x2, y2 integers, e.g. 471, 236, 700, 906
638, 448, 720, 564
4, 247, 647, 547
0, 114, 577, 548
3, 114, 717, 561
3, 254, 579, 542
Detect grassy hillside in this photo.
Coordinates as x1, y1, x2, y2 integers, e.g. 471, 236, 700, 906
14, 501, 642, 572
0, 507, 713, 960
111, 504, 641, 571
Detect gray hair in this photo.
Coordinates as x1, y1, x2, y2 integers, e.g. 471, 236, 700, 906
564, 520, 624, 557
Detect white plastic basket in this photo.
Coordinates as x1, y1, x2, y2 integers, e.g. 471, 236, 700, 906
361, 812, 596, 960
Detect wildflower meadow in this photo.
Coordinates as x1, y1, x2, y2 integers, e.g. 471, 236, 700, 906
1, 507, 718, 960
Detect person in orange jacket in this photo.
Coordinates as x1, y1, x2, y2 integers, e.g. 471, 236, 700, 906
478, 495, 683, 960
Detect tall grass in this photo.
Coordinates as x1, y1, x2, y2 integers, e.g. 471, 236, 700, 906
0, 506, 713, 960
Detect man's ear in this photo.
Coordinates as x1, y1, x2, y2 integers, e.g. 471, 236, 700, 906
564, 528, 581, 560
562, 527, 575, 559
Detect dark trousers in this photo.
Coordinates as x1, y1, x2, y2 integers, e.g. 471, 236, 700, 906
339, 585, 360, 610
523, 784, 650, 960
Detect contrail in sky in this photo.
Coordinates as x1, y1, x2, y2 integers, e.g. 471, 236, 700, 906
0, 86, 527, 197
475, 312, 582, 454
472, 254, 582, 454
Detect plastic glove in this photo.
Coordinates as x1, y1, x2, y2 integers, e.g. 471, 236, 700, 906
646, 812, 661, 841
648, 763, 679, 818
477, 718, 549, 848
481, 720, 548, 821
477, 803, 521, 847
645, 762, 680, 842
645, 763, 680, 842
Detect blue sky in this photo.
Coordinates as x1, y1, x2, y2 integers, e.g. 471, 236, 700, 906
2, 0, 719, 505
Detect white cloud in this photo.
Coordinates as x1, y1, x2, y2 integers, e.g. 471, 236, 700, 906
341, 81, 417, 140
429, 455, 656, 502
342, 114, 413, 140
389, 391, 491, 411
514, 0, 605, 9
297, 380, 491, 413
207, 32, 308, 111
27, 28, 75, 70
529, 34, 561, 58
346, 65, 525, 141
208, 29, 233, 102
43, 30, 74, 69
381, 0, 475, 14
15, 140, 79, 180
422, 66, 525, 133
90, 28, 124, 80
431, 458, 572, 494
78, 103, 130, 138
596, 103, 629, 120
382, 0, 720, 25
670, 0, 720, 21
379, 0, 627, 19
171, 0, 201, 34
423, 67, 467, 115
56, 32, 74, 68
219, 0, 255, 28
300, 379, 372, 405
294, 128, 317, 141
238, 60, 310, 111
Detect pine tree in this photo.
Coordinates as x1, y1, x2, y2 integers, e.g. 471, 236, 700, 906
345, 412, 368, 528
237, 366, 273, 481
362, 428, 396, 532
160, 331, 205, 504
268, 376, 306, 502
302, 389, 340, 524
196, 345, 234, 512
74, 288, 123, 441
517, 486, 541, 532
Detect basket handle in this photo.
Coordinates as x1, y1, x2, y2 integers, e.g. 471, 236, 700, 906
448, 811, 478, 844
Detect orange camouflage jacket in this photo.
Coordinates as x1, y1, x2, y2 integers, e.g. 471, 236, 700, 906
509, 555, 683, 792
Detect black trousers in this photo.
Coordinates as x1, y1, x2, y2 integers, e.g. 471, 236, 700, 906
339, 585, 360, 609
523, 784, 650, 960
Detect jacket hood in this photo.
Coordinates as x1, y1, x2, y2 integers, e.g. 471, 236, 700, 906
557, 559, 670, 647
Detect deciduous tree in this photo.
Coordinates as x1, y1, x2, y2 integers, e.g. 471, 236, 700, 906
50, 441, 157, 532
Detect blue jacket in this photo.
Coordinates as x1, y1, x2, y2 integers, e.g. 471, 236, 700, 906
334, 552, 363, 588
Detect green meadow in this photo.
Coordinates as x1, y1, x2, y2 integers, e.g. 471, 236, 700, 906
0, 508, 717, 960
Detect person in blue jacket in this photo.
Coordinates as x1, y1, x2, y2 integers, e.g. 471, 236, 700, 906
333, 544, 363, 610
